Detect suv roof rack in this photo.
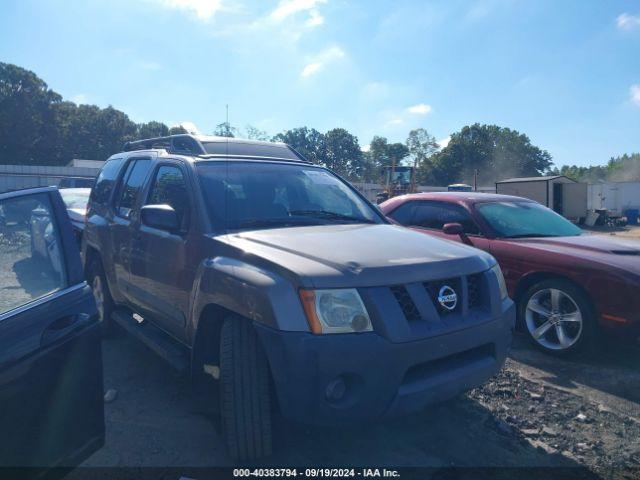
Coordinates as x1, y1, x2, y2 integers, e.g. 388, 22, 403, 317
123, 134, 206, 155
122, 134, 308, 163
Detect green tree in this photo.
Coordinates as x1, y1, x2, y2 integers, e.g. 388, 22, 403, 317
323, 128, 363, 179
406, 128, 438, 183
272, 127, 326, 164
168, 125, 188, 135
0, 62, 62, 165
429, 123, 553, 185
213, 121, 237, 138
245, 125, 269, 141
137, 121, 169, 139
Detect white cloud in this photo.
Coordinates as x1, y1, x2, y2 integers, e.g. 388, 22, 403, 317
300, 45, 345, 78
406, 103, 432, 115
173, 121, 200, 134
270, 0, 325, 21
301, 62, 323, 77
305, 9, 324, 27
70, 94, 88, 104
438, 136, 451, 149
268, 0, 325, 32
616, 13, 640, 30
361, 144, 371, 153
630, 84, 640, 107
152, 0, 225, 21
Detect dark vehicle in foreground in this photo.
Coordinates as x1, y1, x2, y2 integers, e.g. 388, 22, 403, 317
59, 187, 91, 243
381, 192, 640, 355
0, 187, 104, 473
83, 134, 514, 460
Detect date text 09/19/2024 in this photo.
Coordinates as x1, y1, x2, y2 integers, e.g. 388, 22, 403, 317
233, 469, 400, 478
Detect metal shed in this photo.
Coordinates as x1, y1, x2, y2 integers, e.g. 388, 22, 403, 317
495, 175, 587, 219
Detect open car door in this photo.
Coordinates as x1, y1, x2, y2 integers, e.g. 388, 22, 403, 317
0, 187, 104, 476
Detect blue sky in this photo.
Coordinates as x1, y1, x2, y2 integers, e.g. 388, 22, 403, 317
1, 0, 639, 167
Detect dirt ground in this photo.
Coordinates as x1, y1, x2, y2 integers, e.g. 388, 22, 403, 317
75, 330, 640, 479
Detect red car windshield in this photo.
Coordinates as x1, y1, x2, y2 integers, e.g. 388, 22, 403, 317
477, 201, 582, 238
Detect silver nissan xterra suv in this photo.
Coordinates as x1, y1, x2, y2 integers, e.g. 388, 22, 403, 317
82, 134, 515, 460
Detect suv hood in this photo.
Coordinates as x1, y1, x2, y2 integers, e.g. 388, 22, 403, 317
215, 224, 495, 288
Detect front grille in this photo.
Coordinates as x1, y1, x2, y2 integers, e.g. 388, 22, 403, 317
390, 285, 421, 321
467, 273, 483, 309
424, 277, 462, 315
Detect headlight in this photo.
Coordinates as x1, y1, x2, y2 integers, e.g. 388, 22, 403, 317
299, 289, 373, 334
491, 264, 508, 300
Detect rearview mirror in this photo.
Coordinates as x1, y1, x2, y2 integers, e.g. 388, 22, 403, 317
443, 222, 464, 235
141, 204, 179, 232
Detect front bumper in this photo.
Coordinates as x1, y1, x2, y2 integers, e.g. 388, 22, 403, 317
255, 300, 515, 426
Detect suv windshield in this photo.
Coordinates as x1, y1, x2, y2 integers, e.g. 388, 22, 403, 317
477, 201, 582, 238
196, 162, 381, 231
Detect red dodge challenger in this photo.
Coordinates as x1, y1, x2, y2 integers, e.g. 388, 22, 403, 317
381, 192, 640, 355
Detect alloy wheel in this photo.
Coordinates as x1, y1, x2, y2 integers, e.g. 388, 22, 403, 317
525, 288, 583, 351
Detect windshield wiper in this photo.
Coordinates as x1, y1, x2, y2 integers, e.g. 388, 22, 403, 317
234, 218, 301, 229
289, 210, 375, 224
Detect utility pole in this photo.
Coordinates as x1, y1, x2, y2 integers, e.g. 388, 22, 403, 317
474, 169, 478, 191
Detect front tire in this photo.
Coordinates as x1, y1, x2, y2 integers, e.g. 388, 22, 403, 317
88, 259, 114, 336
220, 317, 273, 460
518, 278, 595, 356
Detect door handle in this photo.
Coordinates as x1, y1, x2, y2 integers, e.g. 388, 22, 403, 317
40, 313, 91, 347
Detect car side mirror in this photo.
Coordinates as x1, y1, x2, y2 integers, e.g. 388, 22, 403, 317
443, 222, 463, 235
141, 204, 179, 232
443, 222, 473, 246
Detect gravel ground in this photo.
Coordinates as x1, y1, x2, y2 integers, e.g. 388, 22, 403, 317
73, 331, 640, 480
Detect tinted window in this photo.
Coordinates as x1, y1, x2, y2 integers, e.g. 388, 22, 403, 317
388, 202, 416, 224
91, 158, 124, 204
396, 201, 479, 234
0, 193, 66, 315
116, 158, 152, 218
477, 201, 582, 238
147, 165, 190, 229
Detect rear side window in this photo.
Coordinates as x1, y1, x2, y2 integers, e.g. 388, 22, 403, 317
388, 202, 416, 224
411, 201, 479, 234
91, 158, 124, 204
0, 193, 67, 315
116, 158, 152, 218
147, 165, 190, 229
390, 201, 479, 234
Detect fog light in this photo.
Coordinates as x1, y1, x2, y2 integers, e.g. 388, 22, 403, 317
325, 377, 347, 402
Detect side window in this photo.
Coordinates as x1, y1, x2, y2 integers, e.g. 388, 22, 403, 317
115, 158, 152, 218
411, 201, 480, 234
388, 202, 417, 224
0, 193, 67, 315
91, 158, 124, 204
147, 165, 190, 229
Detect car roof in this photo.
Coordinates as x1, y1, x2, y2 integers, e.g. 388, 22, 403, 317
394, 191, 533, 204
118, 134, 310, 165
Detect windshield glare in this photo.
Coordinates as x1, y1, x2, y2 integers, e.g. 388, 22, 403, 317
477, 201, 582, 238
196, 162, 380, 230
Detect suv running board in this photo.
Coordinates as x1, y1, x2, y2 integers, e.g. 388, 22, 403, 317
111, 309, 189, 373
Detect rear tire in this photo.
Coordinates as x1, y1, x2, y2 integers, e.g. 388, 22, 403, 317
220, 317, 273, 461
518, 278, 595, 356
88, 259, 114, 336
